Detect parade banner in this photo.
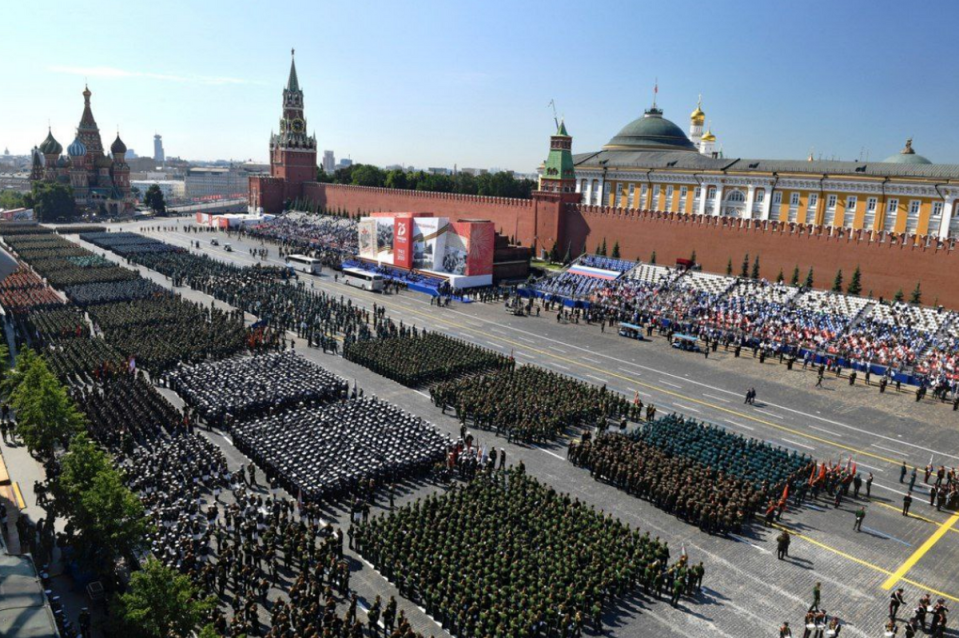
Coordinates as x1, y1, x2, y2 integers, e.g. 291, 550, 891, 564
464, 222, 494, 277
412, 217, 448, 271
358, 219, 377, 259
374, 217, 395, 262
393, 217, 413, 269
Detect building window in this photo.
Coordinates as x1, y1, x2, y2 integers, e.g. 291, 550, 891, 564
884, 199, 898, 232
614, 184, 623, 208
772, 192, 782, 205
580, 179, 586, 193
930, 201, 944, 235
905, 200, 921, 234
591, 180, 599, 205
652, 185, 660, 209
790, 192, 800, 206
602, 182, 610, 206
665, 186, 674, 211
755, 189, 765, 203
679, 186, 688, 212
693, 186, 701, 201
843, 196, 857, 228
808, 193, 818, 209
864, 197, 878, 230
627, 183, 635, 209
826, 194, 837, 209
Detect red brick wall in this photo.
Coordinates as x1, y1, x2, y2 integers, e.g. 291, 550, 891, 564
293, 182, 959, 307
302, 182, 542, 246
565, 205, 959, 306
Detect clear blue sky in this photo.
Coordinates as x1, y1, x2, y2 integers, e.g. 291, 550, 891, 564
3, 1, 957, 171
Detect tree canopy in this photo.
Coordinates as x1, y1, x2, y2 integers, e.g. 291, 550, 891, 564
316, 163, 536, 198
112, 558, 216, 638
9, 350, 85, 458
29, 181, 77, 222
143, 184, 167, 215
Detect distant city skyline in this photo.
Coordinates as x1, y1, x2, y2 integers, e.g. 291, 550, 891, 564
2, 1, 958, 171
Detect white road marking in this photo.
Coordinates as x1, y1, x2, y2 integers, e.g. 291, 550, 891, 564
549, 345, 568, 353
781, 438, 816, 451
534, 445, 566, 460
412, 390, 430, 399
586, 374, 608, 383
855, 462, 885, 473
552, 363, 571, 370
658, 379, 682, 389
729, 534, 770, 553
809, 425, 843, 438
618, 367, 640, 375
861, 526, 912, 547
672, 403, 702, 414
873, 444, 910, 458
763, 412, 786, 420
724, 420, 755, 431
703, 393, 731, 403
518, 337, 536, 344
486, 341, 504, 349
583, 357, 602, 364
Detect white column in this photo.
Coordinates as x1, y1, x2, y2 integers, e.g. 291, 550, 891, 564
760, 187, 773, 220
697, 185, 708, 216
744, 185, 755, 220
939, 199, 954, 239
712, 184, 724, 216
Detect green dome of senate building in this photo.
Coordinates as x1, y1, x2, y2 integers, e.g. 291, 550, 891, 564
883, 138, 932, 164
605, 107, 697, 151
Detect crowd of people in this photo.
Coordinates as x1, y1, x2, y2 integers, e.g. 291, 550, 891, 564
632, 415, 813, 490
232, 397, 450, 502
431, 366, 639, 442
0, 265, 65, 315
344, 331, 511, 387
243, 212, 359, 270
530, 255, 959, 390
570, 433, 761, 534
163, 352, 349, 426
567, 415, 815, 534
358, 469, 702, 638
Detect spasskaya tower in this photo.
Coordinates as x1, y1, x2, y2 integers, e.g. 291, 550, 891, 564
249, 50, 318, 214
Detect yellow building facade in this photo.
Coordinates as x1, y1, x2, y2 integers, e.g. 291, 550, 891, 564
570, 105, 959, 239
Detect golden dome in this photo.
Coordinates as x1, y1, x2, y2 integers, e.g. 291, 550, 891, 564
690, 95, 705, 124
701, 129, 716, 142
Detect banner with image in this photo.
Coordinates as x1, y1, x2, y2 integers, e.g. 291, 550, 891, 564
393, 217, 413, 269
358, 219, 377, 259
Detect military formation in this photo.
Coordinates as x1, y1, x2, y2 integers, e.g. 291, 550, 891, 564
345, 332, 511, 388
359, 469, 702, 638
431, 366, 640, 443
232, 398, 450, 502
164, 351, 349, 426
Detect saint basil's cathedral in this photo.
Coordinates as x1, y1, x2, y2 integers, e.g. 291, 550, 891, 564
30, 85, 134, 215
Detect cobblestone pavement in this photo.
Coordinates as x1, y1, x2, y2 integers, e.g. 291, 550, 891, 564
59, 221, 959, 638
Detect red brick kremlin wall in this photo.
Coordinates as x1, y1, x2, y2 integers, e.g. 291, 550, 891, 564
566, 206, 959, 306
298, 183, 959, 307
302, 183, 546, 244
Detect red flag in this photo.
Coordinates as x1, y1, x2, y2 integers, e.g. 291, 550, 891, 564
781, 483, 789, 502
808, 463, 817, 486
817, 462, 827, 483
851, 462, 857, 475
633, 390, 640, 405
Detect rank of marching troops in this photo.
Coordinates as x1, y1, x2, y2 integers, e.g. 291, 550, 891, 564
357, 467, 706, 638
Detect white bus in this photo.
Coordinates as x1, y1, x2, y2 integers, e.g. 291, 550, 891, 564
342, 267, 385, 292
286, 254, 322, 275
